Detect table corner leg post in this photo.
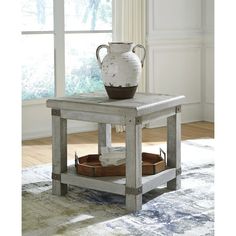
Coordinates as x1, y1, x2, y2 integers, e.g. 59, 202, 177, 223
125, 117, 143, 211
98, 123, 112, 153
167, 175, 181, 191
52, 180, 68, 196
51, 109, 68, 196
167, 108, 181, 190
125, 193, 142, 212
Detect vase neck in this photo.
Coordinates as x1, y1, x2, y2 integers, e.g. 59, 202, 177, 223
109, 42, 133, 53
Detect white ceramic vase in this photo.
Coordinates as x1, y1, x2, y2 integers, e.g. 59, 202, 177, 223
96, 42, 146, 99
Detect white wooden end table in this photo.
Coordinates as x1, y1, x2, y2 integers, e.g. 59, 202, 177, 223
47, 92, 185, 212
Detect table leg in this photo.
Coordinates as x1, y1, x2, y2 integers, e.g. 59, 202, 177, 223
98, 123, 111, 153
51, 109, 68, 195
125, 118, 142, 211
167, 106, 181, 190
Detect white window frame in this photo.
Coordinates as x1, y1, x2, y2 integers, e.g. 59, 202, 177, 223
22, 0, 114, 106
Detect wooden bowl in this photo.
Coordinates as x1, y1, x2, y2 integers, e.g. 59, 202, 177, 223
75, 152, 166, 177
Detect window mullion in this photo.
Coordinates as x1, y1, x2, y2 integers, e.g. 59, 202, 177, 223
65, 30, 112, 34
54, 0, 65, 97
22, 31, 54, 35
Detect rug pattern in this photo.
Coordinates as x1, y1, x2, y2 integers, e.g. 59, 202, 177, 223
22, 139, 214, 236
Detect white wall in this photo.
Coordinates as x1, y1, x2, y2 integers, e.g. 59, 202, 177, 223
146, 0, 214, 127
203, 0, 214, 121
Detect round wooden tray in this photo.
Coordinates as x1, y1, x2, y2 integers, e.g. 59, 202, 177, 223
75, 152, 166, 177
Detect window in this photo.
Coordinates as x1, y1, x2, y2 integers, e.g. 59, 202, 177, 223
22, 0, 112, 101
21, 0, 54, 100
64, 0, 112, 96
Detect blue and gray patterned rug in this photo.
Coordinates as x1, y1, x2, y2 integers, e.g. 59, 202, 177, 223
22, 139, 214, 236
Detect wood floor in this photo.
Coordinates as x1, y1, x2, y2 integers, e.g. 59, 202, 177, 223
22, 121, 214, 168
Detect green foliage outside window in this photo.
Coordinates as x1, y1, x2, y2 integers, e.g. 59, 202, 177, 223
65, 57, 105, 95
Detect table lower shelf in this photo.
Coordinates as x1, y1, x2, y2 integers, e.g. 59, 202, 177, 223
60, 165, 177, 196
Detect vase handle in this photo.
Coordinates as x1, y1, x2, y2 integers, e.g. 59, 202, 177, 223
132, 44, 146, 68
96, 44, 109, 69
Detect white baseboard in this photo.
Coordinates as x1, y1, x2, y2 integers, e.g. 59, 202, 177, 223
22, 122, 98, 141
203, 103, 214, 122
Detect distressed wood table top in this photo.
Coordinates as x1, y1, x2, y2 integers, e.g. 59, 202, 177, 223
47, 92, 185, 116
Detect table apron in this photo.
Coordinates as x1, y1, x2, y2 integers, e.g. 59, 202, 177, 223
60, 107, 177, 125
141, 107, 176, 124
60, 110, 126, 125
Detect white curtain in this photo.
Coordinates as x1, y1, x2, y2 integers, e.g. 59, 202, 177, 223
113, 0, 147, 132
113, 0, 146, 92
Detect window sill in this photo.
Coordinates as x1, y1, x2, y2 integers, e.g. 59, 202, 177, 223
22, 98, 48, 107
